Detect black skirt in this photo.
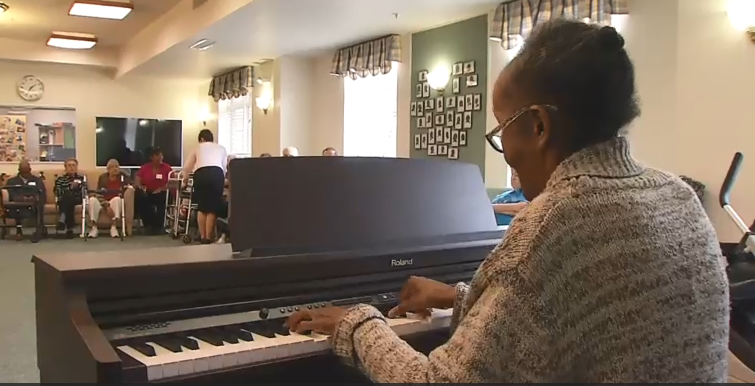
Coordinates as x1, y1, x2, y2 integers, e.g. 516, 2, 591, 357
192, 166, 225, 214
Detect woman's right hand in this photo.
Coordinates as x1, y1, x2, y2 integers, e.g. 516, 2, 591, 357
387, 276, 456, 319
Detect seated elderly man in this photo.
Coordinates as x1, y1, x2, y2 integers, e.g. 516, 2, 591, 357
282, 147, 299, 157
86, 159, 130, 238
322, 147, 338, 156
3, 159, 45, 242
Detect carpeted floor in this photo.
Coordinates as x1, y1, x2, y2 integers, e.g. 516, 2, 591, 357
0, 234, 185, 382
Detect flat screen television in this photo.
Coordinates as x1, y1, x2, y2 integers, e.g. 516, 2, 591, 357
95, 117, 183, 167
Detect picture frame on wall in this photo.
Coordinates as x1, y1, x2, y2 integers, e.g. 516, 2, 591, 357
414, 134, 422, 149
428, 144, 437, 156
435, 127, 444, 143
465, 94, 473, 109
417, 102, 424, 116
466, 74, 478, 87
452, 78, 460, 94
446, 96, 455, 109
445, 111, 454, 127
454, 113, 462, 129
435, 97, 444, 112
425, 113, 432, 126
452, 129, 460, 146
422, 83, 431, 98
459, 131, 467, 146
473, 94, 482, 111
410, 102, 417, 117
419, 70, 428, 82
463, 61, 476, 74
457, 95, 466, 112
438, 145, 448, 156
463, 111, 473, 129
443, 127, 452, 143
416, 84, 422, 98
421, 133, 428, 149
435, 114, 444, 126
428, 129, 436, 144
417, 117, 424, 128
425, 98, 434, 110
448, 147, 459, 160
452, 62, 463, 76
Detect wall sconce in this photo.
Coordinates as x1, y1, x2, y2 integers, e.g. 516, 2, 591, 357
728, 0, 755, 43
256, 94, 272, 115
427, 66, 450, 94
198, 106, 212, 127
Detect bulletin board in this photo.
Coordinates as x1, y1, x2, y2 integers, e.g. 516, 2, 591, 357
0, 115, 27, 162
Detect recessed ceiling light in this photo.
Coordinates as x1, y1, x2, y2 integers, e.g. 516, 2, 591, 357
189, 39, 215, 51
0, 2, 9, 14
47, 33, 98, 50
69, 0, 133, 20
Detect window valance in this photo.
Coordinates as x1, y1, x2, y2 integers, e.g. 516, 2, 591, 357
490, 0, 629, 49
330, 34, 402, 80
208, 66, 254, 102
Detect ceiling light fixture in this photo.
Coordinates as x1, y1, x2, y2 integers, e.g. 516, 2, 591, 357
189, 39, 215, 51
47, 33, 98, 50
0, 2, 9, 14
69, 0, 133, 20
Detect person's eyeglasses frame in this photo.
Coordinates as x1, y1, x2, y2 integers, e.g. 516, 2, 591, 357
485, 104, 558, 154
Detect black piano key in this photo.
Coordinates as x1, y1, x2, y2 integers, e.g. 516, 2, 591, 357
271, 321, 291, 336
213, 327, 239, 344
243, 321, 276, 338
192, 329, 225, 346
153, 337, 183, 353
129, 342, 157, 357
171, 333, 200, 350
224, 325, 254, 342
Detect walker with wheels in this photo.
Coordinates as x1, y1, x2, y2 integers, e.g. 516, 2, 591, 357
164, 171, 198, 244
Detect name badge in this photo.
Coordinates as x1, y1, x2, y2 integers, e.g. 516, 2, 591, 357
27, 181, 36, 186
156, 174, 163, 180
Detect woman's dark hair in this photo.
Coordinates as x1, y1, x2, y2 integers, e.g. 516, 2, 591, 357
149, 147, 163, 158
198, 129, 214, 142
507, 19, 640, 152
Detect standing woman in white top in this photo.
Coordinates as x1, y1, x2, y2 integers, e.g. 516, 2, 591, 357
183, 129, 228, 244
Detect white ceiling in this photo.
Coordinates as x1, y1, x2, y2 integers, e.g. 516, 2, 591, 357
0, 0, 182, 47
131, 0, 501, 78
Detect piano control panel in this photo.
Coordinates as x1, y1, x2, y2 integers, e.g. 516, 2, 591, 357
104, 292, 399, 342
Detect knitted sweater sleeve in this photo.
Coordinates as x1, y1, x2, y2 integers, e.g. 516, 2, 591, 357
331, 223, 545, 383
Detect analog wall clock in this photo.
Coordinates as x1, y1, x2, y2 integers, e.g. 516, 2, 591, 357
16, 75, 45, 102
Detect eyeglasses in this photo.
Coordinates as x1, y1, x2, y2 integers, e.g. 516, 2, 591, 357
485, 104, 558, 154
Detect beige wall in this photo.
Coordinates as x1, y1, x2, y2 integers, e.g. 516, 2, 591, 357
625, 0, 755, 241
0, 60, 214, 175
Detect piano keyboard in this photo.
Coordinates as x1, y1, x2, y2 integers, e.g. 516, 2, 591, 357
116, 309, 452, 382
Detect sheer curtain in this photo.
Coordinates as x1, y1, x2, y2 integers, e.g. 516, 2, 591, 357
343, 68, 398, 157
217, 94, 252, 157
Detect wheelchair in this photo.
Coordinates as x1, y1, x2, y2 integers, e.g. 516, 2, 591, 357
718, 152, 755, 382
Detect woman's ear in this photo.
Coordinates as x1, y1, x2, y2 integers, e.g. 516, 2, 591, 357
532, 106, 553, 150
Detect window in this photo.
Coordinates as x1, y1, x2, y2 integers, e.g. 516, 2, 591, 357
218, 94, 252, 157
343, 68, 398, 157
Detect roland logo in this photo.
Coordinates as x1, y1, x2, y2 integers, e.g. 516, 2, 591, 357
391, 258, 413, 267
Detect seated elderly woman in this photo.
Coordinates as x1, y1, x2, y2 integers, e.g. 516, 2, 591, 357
491, 169, 528, 226
281, 147, 299, 157
86, 159, 130, 238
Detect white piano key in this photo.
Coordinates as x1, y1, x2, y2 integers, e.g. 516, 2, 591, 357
188, 337, 225, 371
117, 345, 164, 381
145, 342, 184, 379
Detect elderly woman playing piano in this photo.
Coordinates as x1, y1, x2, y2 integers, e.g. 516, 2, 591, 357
287, 19, 728, 383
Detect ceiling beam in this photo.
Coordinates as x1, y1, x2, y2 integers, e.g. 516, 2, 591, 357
115, 0, 256, 79
0, 38, 118, 68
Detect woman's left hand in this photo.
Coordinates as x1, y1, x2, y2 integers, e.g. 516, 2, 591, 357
285, 306, 347, 335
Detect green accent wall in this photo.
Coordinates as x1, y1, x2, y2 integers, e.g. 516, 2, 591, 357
410, 15, 488, 177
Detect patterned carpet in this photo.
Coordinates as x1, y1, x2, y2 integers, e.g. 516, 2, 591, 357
0, 235, 184, 382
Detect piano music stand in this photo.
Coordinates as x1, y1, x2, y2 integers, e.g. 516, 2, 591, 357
229, 156, 500, 257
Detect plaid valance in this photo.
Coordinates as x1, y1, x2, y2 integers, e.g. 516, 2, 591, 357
208, 66, 254, 102
330, 35, 402, 80
490, 0, 629, 49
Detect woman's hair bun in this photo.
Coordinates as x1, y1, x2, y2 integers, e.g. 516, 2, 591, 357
596, 25, 625, 51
